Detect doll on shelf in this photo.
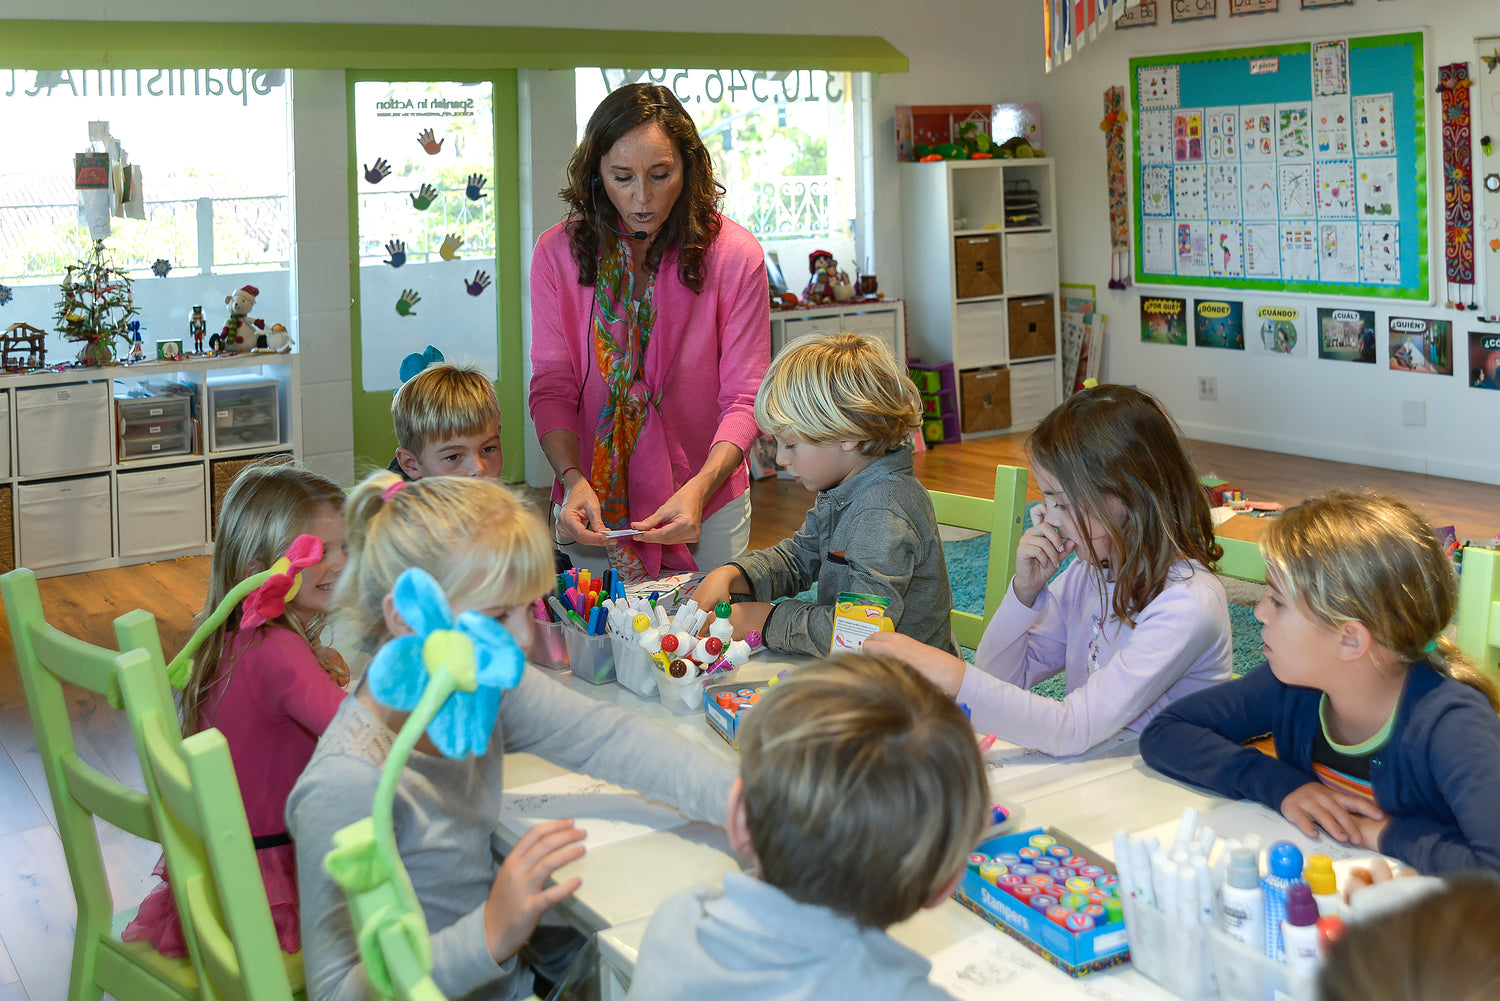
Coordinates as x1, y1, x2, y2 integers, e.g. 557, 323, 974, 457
803, 249, 850, 305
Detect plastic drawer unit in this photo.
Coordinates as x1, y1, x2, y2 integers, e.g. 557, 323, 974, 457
117, 393, 195, 461
206, 375, 280, 452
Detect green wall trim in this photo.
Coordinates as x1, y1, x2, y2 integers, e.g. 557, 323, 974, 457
344, 70, 526, 480
0, 20, 908, 73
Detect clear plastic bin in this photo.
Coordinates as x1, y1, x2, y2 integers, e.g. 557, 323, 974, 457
1208, 925, 1315, 1001
564, 628, 614, 685
530, 618, 569, 673
610, 631, 660, 699
1122, 896, 1216, 1000
658, 671, 708, 715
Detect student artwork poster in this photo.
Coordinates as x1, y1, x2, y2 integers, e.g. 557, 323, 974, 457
1469, 332, 1500, 389
1316, 306, 1375, 363
1387, 317, 1452, 375
1141, 296, 1188, 345
1248, 302, 1306, 356
1194, 298, 1245, 349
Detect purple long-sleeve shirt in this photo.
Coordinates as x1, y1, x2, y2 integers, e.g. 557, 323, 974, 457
957, 559, 1233, 756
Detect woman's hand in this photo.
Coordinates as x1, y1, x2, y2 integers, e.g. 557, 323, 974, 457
632, 481, 707, 546
1280, 781, 1387, 845
862, 632, 967, 697
556, 473, 609, 547
1011, 506, 1075, 607
483, 818, 586, 965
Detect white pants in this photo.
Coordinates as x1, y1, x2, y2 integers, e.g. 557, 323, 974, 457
554, 489, 752, 576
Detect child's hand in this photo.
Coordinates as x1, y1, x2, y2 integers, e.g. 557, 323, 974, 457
1280, 781, 1387, 845
557, 476, 609, 547
693, 565, 751, 615
1012, 507, 1075, 607
483, 818, 586, 965
726, 602, 772, 641
862, 632, 967, 697
314, 644, 351, 688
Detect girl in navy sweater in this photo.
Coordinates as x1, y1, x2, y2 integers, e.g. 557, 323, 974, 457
1141, 490, 1500, 874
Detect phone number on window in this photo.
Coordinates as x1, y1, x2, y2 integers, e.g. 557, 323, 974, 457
642, 69, 845, 105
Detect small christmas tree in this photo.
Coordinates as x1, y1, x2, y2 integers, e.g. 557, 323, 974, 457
55, 239, 139, 365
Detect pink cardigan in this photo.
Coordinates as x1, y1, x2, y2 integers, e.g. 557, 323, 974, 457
528, 217, 770, 567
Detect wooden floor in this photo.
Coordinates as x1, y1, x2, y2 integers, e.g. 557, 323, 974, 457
0, 433, 1497, 1001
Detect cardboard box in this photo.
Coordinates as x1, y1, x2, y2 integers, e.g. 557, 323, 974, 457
960, 367, 1010, 433
955, 235, 1003, 299
1009, 295, 1055, 359
956, 826, 1130, 977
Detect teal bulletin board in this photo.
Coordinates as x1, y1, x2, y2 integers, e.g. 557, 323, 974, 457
1130, 31, 1427, 300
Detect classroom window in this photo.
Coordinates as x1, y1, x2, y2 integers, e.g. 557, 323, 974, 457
577, 68, 869, 289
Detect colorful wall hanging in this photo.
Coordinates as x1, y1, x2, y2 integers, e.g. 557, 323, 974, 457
1438, 62, 1476, 309
1102, 87, 1132, 288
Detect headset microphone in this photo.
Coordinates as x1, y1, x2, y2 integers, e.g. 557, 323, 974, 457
592, 176, 649, 240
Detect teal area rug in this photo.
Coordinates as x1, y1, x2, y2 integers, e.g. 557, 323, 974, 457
791, 534, 1263, 701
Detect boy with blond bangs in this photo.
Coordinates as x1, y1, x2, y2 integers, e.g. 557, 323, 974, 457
695, 333, 957, 656
389, 361, 505, 480
626, 653, 988, 1001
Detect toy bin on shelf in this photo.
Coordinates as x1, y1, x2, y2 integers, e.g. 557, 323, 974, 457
17, 475, 113, 569
0, 485, 13, 574
565, 628, 615, 685
610, 630, 660, 699
209, 452, 292, 533
955, 826, 1130, 977
0, 393, 10, 478
960, 367, 1011, 433
206, 375, 280, 452
116, 465, 208, 559
529, 618, 569, 672
16, 382, 112, 476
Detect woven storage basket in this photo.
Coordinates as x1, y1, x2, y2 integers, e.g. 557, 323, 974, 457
0, 485, 13, 574
210, 452, 292, 536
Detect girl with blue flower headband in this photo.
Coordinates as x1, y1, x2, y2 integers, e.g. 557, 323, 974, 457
1142, 490, 1500, 875
288, 471, 735, 1001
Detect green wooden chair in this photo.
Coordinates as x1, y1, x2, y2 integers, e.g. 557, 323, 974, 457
1455, 546, 1500, 686
1214, 533, 1267, 584
927, 463, 1028, 650
0, 567, 196, 1001
114, 651, 306, 1001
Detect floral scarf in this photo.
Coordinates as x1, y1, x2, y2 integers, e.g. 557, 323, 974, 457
590, 236, 663, 581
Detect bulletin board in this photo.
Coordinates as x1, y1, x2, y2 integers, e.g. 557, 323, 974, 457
1130, 31, 1428, 300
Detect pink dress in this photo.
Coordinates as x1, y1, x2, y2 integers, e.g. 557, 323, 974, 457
123, 624, 346, 956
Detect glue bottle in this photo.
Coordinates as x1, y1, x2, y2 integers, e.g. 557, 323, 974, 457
1220, 846, 1265, 953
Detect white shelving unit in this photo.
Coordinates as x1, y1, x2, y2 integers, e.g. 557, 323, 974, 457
768, 299, 905, 360
899, 158, 1061, 437
0, 353, 302, 578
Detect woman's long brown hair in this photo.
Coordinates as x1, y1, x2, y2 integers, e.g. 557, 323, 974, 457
560, 82, 724, 293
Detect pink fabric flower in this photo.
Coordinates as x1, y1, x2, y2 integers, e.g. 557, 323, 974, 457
240, 534, 324, 629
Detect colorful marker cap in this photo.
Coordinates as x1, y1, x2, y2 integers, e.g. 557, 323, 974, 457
1046, 905, 1072, 927
978, 861, 1006, 885
1029, 834, 1057, 849
715, 601, 732, 618
1029, 894, 1058, 912
1065, 913, 1096, 932
632, 613, 651, 632
1065, 876, 1094, 893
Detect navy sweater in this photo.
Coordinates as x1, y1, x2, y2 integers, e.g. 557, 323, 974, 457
1140, 662, 1500, 874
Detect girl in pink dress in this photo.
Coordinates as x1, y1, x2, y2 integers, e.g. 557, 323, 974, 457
123, 459, 349, 957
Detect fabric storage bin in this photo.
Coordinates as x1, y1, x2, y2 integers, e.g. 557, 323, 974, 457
955, 235, 1003, 299
207, 375, 280, 452
17, 475, 112, 569
0, 393, 10, 479
960, 367, 1011, 433
210, 452, 292, 534
1008, 360, 1058, 429
1005, 231, 1058, 294
954, 300, 1008, 369
16, 382, 112, 477
1008, 296, 1056, 360
117, 465, 207, 558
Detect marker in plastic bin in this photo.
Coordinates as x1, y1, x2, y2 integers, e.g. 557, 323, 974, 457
1220, 846, 1266, 953
1281, 885, 1321, 974
1262, 841, 1307, 961
1305, 854, 1340, 917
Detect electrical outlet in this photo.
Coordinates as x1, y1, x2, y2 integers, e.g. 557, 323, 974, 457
1198, 376, 1218, 402
1401, 400, 1426, 427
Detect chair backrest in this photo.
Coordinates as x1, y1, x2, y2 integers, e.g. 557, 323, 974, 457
115, 653, 298, 1001
1214, 534, 1267, 584
1455, 546, 1500, 686
0, 567, 193, 1001
928, 464, 1028, 650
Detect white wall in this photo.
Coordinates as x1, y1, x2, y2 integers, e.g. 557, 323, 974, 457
1041, 4, 1500, 484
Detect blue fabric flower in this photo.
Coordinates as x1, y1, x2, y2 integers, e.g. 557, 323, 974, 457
365, 568, 526, 758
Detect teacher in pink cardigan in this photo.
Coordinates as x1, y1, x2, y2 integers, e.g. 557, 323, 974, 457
529, 83, 770, 581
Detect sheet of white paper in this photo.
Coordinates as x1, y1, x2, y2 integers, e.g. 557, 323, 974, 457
928, 930, 1162, 1001
501, 773, 689, 851
985, 731, 1137, 781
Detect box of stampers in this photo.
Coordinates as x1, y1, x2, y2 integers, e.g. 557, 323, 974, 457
703, 678, 772, 748
956, 826, 1130, 977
